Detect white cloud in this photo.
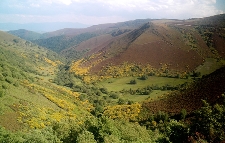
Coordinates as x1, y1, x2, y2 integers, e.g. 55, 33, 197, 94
38, 0, 73, 5
23, 0, 223, 18
1, 0, 224, 25
30, 3, 40, 7
57, 0, 72, 5
0, 13, 126, 25
71, 0, 219, 19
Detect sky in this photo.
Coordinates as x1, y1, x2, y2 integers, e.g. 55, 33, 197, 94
0, 0, 225, 26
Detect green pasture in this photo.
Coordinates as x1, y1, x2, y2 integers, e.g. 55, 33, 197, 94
97, 76, 191, 102
98, 76, 190, 92
121, 90, 169, 102
195, 58, 225, 76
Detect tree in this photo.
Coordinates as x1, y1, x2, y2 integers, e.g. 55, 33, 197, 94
13, 39, 19, 43
180, 109, 187, 120
192, 71, 201, 78
23, 128, 61, 143
191, 98, 225, 142
110, 93, 119, 99
155, 111, 169, 123
165, 120, 189, 143
118, 98, 126, 105
140, 75, 148, 80
100, 88, 108, 94
129, 79, 137, 84
76, 130, 97, 143
92, 105, 104, 116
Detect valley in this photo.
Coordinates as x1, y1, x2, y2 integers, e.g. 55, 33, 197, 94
0, 14, 225, 142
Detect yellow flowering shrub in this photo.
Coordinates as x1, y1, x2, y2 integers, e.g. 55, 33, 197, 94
103, 103, 141, 121
44, 57, 61, 67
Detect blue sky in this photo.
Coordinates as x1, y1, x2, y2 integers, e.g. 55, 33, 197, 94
0, 0, 224, 25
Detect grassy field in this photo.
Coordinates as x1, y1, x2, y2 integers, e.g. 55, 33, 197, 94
98, 76, 191, 92
121, 90, 169, 102
97, 76, 191, 102
195, 58, 225, 76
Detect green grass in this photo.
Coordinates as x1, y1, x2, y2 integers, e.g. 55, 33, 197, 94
98, 76, 190, 92
1, 84, 60, 111
97, 76, 190, 102
195, 58, 225, 76
121, 90, 169, 102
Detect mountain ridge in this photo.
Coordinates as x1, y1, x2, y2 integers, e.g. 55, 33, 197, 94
6, 14, 225, 76
1, 22, 89, 32
1, 14, 225, 143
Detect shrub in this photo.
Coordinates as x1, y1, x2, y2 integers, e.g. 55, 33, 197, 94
165, 120, 189, 143
5, 77, 14, 84
76, 130, 97, 143
110, 93, 119, 99
129, 79, 137, 84
118, 98, 126, 105
140, 75, 148, 80
155, 111, 169, 123
100, 88, 108, 94
2, 83, 8, 89
180, 109, 187, 120
13, 39, 19, 43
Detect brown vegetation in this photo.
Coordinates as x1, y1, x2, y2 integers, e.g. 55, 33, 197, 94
142, 66, 225, 115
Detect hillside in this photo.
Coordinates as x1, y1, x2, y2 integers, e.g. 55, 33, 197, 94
8, 29, 43, 41
0, 30, 179, 143
66, 15, 225, 84
1, 14, 225, 143
142, 66, 225, 115
0, 31, 66, 130
0, 15, 225, 143
8, 19, 152, 55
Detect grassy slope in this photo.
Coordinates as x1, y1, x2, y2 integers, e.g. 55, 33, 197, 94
195, 58, 225, 76
0, 31, 92, 132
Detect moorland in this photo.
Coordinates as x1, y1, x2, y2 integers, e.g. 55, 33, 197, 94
0, 14, 225, 142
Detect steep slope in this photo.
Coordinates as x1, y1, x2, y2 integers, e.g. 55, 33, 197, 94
13, 19, 151, 54
142, 66, 225, 115
0, 31, 53, 130
61, 34, 117, 60
68, 15, 225, 81
32, 33, 97, 53
0, 31, 164, 143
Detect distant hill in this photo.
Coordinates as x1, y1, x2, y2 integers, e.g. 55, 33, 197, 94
30, 19, 154, 58
7, 19, 152, 53
8, 29, 42, 41
0, 31, 63, 75
32, 33, 97, 53
0, 22, 89, 32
